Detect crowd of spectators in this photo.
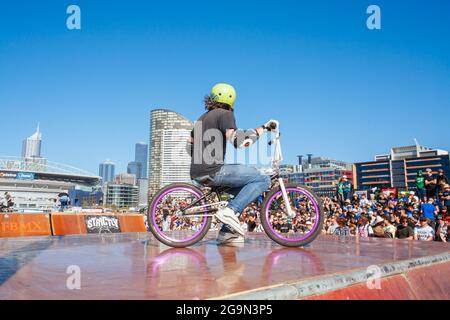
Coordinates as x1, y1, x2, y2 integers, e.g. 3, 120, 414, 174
322, 169, 450, 242
235, 170, 450, 243
151, 169, 450, 244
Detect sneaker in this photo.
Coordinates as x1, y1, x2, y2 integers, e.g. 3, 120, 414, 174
214, 207, 245, 236
217, 230, 245, 244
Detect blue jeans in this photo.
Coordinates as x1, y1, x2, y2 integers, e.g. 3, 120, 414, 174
209, 164, 271, 215
416, 188, 426, 201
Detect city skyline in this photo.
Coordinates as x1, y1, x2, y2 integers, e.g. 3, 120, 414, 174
4, 115, 450, 177
1, 1, 449, 174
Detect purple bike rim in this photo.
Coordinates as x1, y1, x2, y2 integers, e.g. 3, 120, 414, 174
265, 187, 320, 242
151, 186, 207, 243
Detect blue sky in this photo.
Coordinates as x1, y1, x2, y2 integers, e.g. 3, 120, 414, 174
1, 0, 449, 174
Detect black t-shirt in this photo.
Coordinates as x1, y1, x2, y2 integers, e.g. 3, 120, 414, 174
425, 175, 437, 191
247, 220, 257, 232
190, 108, 237, 179
396, 225, 414, 239
279, 223, 292, 233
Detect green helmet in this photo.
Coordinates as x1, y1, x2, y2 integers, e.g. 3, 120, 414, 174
211, 83, 237, 108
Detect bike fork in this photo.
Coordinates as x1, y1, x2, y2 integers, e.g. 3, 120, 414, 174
278, 178, 295, 218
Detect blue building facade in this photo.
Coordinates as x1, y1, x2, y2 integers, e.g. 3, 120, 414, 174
69, 188, 103, 207
135, 142, 148, 180
99, 160, 115, 183
354, 150, 450, 192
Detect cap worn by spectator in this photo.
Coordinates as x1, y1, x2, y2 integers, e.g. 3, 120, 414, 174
426, 168, 432, 173
372, 216, 384, 226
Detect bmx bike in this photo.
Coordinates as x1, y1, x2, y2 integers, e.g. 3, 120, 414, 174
147, 121, 324, 248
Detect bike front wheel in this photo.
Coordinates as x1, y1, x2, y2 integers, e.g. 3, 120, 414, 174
260, 184, 324, 247
148, 183, 212, 248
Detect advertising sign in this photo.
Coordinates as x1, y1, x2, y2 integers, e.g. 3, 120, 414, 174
381, 188, 398, 198
85, 215, 121, 234
0, 172, 17, 179
354, 190, 368, 198
16, 172, 35, 180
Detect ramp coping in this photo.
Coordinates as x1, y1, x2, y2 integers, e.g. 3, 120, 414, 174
210, 251, 450, 300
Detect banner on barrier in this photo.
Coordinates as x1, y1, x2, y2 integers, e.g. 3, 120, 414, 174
85, 215, 121, 234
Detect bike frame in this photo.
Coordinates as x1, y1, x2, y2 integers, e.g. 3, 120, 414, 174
180, 122, 295, 219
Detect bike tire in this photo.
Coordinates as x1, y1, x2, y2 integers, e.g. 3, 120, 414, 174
260, 183, 324, 247
148, 183, 212, 248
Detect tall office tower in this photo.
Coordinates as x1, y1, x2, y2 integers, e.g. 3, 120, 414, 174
127, 161, 143, 179
22, 124, 42, 158
99, 160, 116, 183
148, 109, 193, 197
135, 142, 148, 179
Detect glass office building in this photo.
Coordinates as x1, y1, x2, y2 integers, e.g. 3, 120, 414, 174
99, 160, 115, 183
354, 145, 450, 191
135, 142, 148, 179
148, 109, 193, 197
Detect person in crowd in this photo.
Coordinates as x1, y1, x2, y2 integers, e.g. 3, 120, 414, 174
399, 191, 408, 203
58, 193, 70, 212
437, 213, 450, 242
333, 217, 351, 236
278, 217, 292, 234
356, 216, 373, 238
424, 168, 438, 200
414, 217, 435, 241
445, 224, 450, 243
420, 197, 438, 230
246, 212, 257, 232
437, 169, 449, 195
407, 191, 418, 205
326, 216, 338, 235
377, 193, 388, 207
4, 192, 14, 209
383, 216, 397, 238
371, 216, 385, 238
415, 171, 426, 201
396, 217, 414, 240
351, 193, 360, 206
442, 184, 450, 209
336, 177, 345, 207
341, 176, 353, 202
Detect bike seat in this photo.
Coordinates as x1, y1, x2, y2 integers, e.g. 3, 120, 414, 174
192, 175, 214, 187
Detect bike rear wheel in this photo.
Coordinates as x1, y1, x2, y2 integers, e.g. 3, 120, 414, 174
260, 184, 324, 247
148, 183, 212, 248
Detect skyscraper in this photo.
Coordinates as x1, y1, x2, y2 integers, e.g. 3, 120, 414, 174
22, 124, 42, 158
99, 160, 115, 183
135, 142, 148, 179
127, 161, 143, 179
148, 109, 193, 197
